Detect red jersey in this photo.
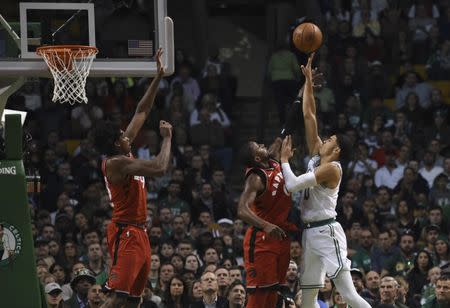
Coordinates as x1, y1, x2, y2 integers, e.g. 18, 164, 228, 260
102, 155, 147, 224
245, 159, 296, 232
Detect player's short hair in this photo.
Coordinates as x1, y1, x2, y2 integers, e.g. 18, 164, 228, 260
93, 120, 121, 156
239, 141, 256, 167
336, 134, 353, 162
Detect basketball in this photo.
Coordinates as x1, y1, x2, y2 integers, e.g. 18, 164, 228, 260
292, 22, 323, 53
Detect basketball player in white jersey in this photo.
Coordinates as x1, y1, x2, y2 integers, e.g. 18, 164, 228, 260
279, 53, 371, 308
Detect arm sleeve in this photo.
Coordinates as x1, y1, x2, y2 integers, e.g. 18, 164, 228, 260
281, 163, 317, 193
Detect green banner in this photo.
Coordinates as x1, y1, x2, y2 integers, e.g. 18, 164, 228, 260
0, 115, 43, 307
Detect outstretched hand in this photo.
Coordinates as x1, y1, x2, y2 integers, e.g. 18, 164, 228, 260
311, 67, 324, 89
263, 223, 287, 241
156, 48, 165, 76
280, 135, 295, 163
300, 52, 315, 82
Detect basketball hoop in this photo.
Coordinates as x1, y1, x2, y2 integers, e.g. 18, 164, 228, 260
36, 45, 98, 104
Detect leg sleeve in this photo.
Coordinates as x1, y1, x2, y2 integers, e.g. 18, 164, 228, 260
333, 270, 371, 308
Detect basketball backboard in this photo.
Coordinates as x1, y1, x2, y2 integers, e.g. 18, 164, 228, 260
0, 0, 174, 77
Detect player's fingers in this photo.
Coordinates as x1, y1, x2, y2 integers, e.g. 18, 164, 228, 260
307, 52, 315, 67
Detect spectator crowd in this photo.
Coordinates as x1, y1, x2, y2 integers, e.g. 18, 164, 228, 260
0, 0, 450, 307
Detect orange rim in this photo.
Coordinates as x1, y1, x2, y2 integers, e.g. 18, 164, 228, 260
36, 45, 98, 59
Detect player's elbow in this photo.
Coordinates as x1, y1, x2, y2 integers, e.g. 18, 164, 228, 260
237, 205, 247, 220
150, 166, 166, 177
284, 182, 296, 193
303, 112, 315, 120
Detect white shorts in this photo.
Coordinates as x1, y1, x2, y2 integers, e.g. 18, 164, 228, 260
300, 221, 351, 289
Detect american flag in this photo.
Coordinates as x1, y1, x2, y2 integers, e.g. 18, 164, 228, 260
128, 40, 153, 57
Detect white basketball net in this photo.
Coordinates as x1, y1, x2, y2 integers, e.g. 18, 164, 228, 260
38, 47, 98, 105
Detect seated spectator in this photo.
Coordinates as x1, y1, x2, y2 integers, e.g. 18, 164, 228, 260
393, 167, 430, 205
395, 71, 432, 109
149, 254, 161, 289
348, 143, 378, 178
352, 227, 375, 272
424, 110, 450, 146
159, 181, 190, 216
420, 151, 444, 189
166, 81, 197, 114
427, 89, 450, 126
381, 231, 416, 277
64, 268, 96, 308
422, 273, 450, 307
429, 174, 450, 211
407, 250, 434, 305
426, 139, 443, 166
398, 92, 426, 130
215, 266, 231, 297
371, 230, 400, 273
421, 266, 441, 305
375, 276, 408, 308
191, 271, 227, 308
318, 277, 333, 307
44, 282, 64, 308
427, 40, 450, 80
189, 107, 225, 148
435, 235, 450, 268
225, 280, 246, 308
170, 63, 201, 110
87, 284, 106, 307
192, 182, 230, 223
200, 64, 221, 96
160, 275, 190, 308
375, 150, 403, 190
189, 280, 203, 304
353, 9, 381, 38
408, 3, 438, 62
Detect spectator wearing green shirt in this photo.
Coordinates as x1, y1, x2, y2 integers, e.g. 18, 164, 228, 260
351, 228, 375, 274
422, 267, 442, 306
85, 243, 108, 286
381, 231, 416, 277
159, 181, 190, 217
423, 274, 450, 308
267, 42, 300, 124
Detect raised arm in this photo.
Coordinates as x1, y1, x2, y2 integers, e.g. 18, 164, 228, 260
301, 53, 322, 156
108, 121, 172, 183
124, 48, 165, 143
280, 135, 340, 191
237, 173, 287, 240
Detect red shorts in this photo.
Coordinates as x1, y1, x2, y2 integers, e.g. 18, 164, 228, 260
106, 223, 151, 297
243, 226, 290, 289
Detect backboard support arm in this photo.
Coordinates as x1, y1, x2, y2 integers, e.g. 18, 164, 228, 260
0, 14, 21, 49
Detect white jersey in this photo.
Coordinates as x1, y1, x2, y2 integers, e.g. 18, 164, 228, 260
301, 155, 342, 223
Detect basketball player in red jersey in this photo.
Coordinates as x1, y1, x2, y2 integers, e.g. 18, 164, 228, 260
94, 49, 172, 308
238, 138, 298, 308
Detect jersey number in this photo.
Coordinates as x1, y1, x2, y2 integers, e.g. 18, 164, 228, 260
304, 188, 310, 200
